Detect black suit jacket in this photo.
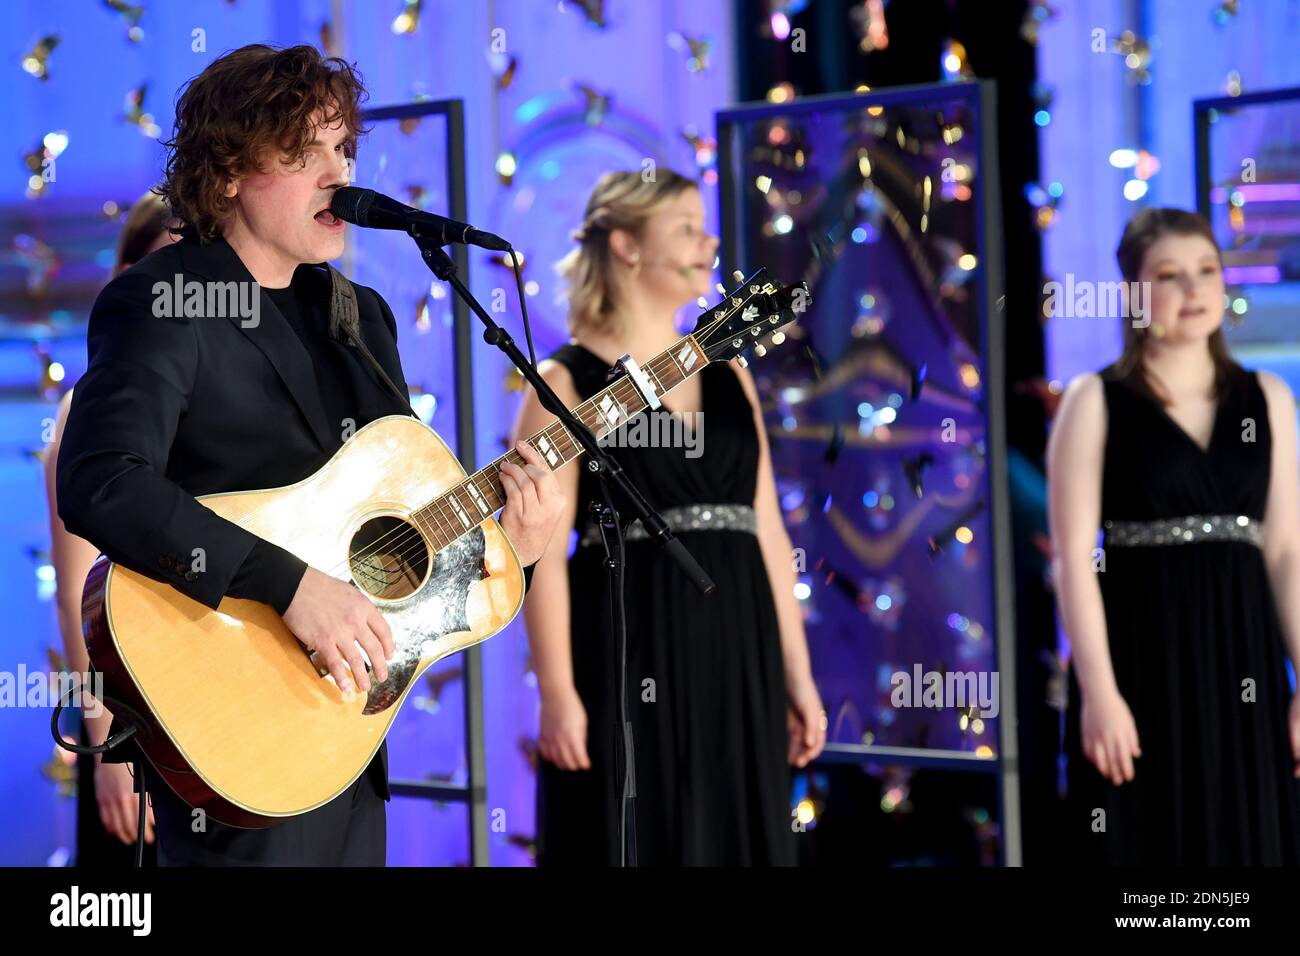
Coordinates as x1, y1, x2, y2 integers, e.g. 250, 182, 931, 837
58, 234, 430, 802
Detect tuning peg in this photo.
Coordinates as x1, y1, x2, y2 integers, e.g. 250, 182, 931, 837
771, 331, 786, 345
715, 283, 727, 296
732, 269, 744, 283
755, 344, 767, 358
696, 296, 708, 308
736, 355, 749, 368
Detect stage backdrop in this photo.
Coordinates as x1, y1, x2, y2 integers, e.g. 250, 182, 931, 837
717, 82, 1018, 863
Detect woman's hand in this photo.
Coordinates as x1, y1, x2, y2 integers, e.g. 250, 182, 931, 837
785, 673, 826, 768
95, 760, 155, 846
1081, 687, 1142, 785
499, 439, 566, 567
539, 684, 591, 771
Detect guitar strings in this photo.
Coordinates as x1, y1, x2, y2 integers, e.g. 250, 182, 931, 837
320, 360, 665, 584
298, 297, 768, 590
322, 297, 771, 585
325, 347, 680, 582
325, 327, 724, 585
325, 300, 770, 586
204, 348, 658, 587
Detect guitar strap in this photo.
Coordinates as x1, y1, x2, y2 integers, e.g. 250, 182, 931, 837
324, 262, 417, 416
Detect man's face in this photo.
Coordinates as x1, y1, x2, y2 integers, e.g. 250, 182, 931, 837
223, 108, 352, 275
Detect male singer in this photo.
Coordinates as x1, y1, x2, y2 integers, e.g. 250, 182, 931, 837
56, 43, 565, 865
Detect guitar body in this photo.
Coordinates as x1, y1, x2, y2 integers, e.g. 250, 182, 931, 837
82, 414, 525, 828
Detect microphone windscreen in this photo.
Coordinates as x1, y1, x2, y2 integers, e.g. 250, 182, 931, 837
330, 186, 372, 226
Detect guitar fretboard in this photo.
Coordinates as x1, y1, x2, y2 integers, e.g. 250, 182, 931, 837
408, 335, 709, 551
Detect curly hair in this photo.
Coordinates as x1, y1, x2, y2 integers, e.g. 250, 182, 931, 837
157, 44, 369, 242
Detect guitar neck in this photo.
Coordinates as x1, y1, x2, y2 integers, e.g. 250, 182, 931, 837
409, 334, 710, 549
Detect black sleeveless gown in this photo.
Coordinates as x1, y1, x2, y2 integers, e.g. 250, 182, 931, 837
1063, 363, 1300, 865
536, 343, 796, 866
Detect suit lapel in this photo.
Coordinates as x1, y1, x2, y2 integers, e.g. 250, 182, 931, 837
176, 236, 335, 451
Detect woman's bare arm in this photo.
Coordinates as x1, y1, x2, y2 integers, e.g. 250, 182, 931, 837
42, 390, 112, 747
511, 361, 583, 697
731, 361, 811, 679
1047, 374, 1118, 700
1258, 371, 1300, 674
731, 359, 825, 766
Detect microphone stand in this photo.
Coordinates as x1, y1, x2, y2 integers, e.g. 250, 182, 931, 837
412, 234, 715, 867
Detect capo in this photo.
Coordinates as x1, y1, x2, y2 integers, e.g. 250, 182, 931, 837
615, 354, 662, 411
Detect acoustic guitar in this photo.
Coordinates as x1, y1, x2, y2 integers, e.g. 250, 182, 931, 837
82, 269, 808, 827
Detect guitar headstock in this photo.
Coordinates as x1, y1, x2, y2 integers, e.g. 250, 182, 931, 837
689, 268, 810, 367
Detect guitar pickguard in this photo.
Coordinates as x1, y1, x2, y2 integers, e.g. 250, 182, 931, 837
360, 526, 486, 715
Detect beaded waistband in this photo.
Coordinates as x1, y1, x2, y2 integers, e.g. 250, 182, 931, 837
578, 503, 757, 549
1102, 514, 1264, 548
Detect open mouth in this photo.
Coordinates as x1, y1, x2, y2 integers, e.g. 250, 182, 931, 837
314, 207, 342, 227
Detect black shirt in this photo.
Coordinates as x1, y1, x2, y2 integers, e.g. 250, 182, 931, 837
264, 279, 359, 443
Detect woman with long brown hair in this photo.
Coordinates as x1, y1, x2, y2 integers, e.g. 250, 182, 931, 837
42, 190, 177, 866
1049, 207, 1300, 864
513, 170, 825, 866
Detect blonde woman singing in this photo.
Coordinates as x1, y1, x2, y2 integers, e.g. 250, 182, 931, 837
514, 170, 825, 866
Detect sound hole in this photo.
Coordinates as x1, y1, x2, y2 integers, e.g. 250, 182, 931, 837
348, 515, 429, 600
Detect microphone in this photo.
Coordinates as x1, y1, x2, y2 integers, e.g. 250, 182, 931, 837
330, 186, 512, 252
